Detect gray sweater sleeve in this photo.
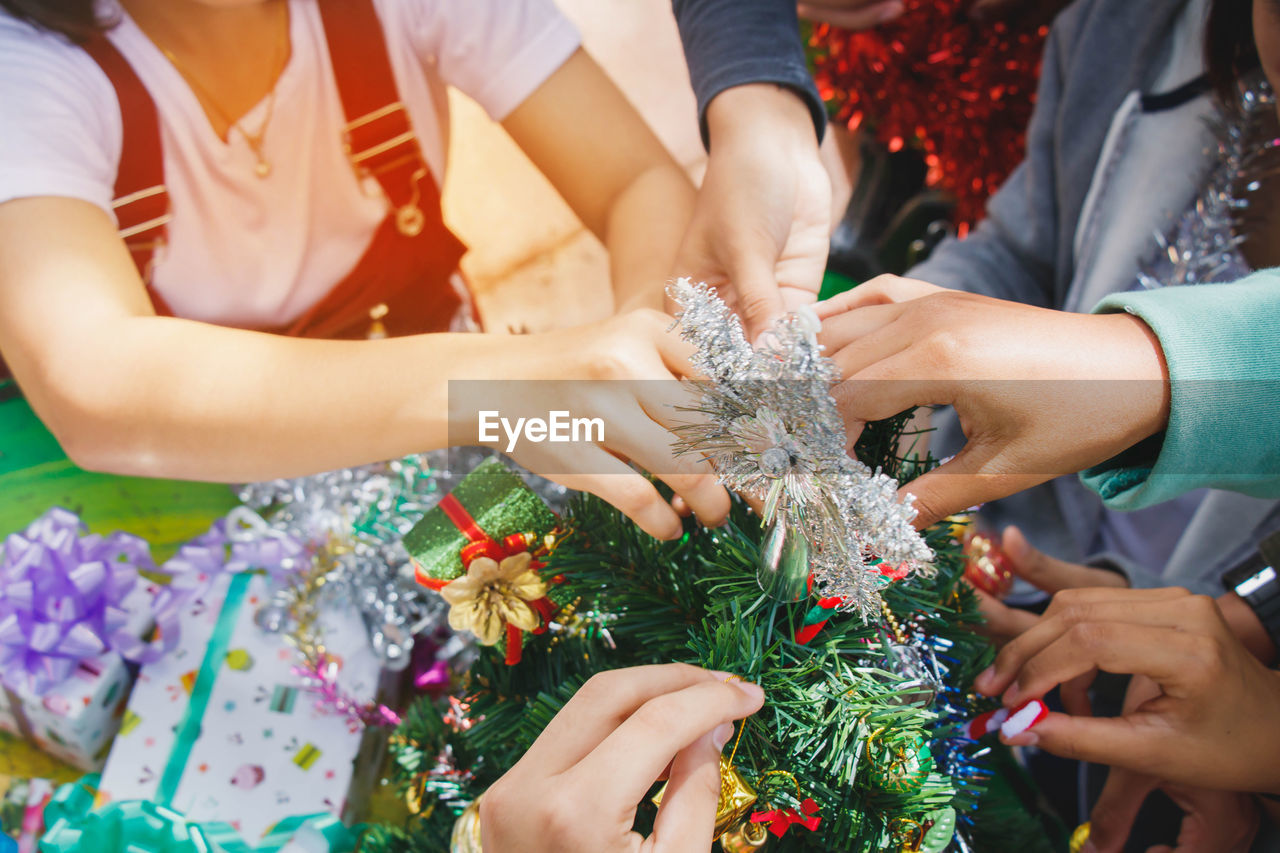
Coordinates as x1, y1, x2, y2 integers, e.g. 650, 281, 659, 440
904, 8, 1072, 305
672, 0, 826, 148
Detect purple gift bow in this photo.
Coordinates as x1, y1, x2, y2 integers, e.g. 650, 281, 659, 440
0, 506, 303, 696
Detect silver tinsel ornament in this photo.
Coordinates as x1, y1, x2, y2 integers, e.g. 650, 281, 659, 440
1138, 76, 1278, 289
667, 279, 933, 619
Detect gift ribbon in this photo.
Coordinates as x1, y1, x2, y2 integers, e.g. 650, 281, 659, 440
414, 494, 558, 665
155, 572, 251, 808
40, 775, 357, 853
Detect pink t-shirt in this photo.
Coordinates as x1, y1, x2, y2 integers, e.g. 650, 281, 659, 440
0, 0, 580, 327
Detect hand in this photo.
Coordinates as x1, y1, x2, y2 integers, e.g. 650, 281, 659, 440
816, 277, 1171, 528
973, 526, 1127, 648
974, 587, 1280, 794
1083, 676, 1260, 853
673, 84, 832, 343
796, 0, 905, 28
464, 309, 730, 541
479, 664, 766, 853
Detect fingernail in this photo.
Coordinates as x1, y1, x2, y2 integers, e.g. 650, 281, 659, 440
712, 722, 735, 750
730, 679, 764, 701
879, 0, 905, 21
999, 698, 1048, 739
974, 666, 996, 693
1002, 683, 1022, 706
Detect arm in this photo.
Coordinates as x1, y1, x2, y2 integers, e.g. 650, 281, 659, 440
502, 49, 695, 312
1081, 271, 1280, 508
0, 197, 729, 539
671, 0, 825, 148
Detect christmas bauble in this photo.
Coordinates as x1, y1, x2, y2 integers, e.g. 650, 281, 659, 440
757, 518, 810, 602
866, 732, 934, 795
962, 532, 1013, 598
653, 756, 757, 836
719, 818, 769, 851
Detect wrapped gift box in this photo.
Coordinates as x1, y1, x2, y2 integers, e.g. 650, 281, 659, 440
97, 571, 381, 845
0, 579, 155, 773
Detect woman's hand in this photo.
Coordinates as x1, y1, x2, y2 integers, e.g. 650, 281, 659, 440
974, 587, 1280, 795
465, 309, 730, 541
672, 84, 831, 343
816, 276, 1171, 528
479, 664, 765, 853
972, 526, 1127, 648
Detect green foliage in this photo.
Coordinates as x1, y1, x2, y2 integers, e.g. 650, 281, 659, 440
363, 417, 1058, 852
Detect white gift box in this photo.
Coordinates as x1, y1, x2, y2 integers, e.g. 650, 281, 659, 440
97, 571, 381, 845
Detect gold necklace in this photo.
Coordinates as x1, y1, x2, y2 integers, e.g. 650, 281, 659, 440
158, 1, 289, 178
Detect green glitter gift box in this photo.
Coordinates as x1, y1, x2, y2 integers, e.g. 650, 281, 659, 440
403, 457, 558, 585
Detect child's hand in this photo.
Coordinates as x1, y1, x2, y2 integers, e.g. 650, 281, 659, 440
796, 0, 905, 28
974, 587, 1280, 796
816, 276, 1171, 528
468, 309, 729, 540
479, 664, 765, 853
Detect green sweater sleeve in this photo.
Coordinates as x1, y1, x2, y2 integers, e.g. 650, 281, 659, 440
1080, 270, 1280, 509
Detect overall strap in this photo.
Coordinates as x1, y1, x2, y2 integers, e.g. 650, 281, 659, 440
317, 0, 443, 238
79, 35, 172, 297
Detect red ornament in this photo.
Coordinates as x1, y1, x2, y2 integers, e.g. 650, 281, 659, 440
962, 531, 1014, 598
808, 0, 1049, 227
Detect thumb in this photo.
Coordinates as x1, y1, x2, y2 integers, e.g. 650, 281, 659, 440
1001, 526, 1115, 593
1087, 766, 1158, 853
650, 724, 735, 852
730, 259, 786, 345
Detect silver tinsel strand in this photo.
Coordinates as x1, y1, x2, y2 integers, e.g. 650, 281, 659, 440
1138, 76, 1279, 289
667, 278, 933, 619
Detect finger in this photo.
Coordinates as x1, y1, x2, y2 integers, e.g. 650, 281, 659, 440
612, 404, 730, 528
816, 300, 908, 351
567, 679, 765, 807
1088, 765, 1159, 853
551, 451, 686, 540
797, 0, 905, 29
521, 664, 740, 774
650, 724, 735, 850
1001, 711, 1165, 773
671, 494, 693, 518
1060, 669, 1097, 717
998, 623, 1196, 707
971, 588, 1039, 645
814, 275, 940, 318
896, 445, 1047, 530
976, 589, 1195, 695
1002, 526, 1127, 593
728, 256, 787, 345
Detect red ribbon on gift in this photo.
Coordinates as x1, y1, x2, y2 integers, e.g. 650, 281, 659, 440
414, 494, 559, 665
750, 798, 822, 838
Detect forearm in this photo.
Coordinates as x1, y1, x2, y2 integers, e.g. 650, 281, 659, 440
672, 0, 825, 147
606, 164, 695, 312
27, 317, 533, 482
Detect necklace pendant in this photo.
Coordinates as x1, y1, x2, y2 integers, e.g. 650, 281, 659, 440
254, 160, 272, 179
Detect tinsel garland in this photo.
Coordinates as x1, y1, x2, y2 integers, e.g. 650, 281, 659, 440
1137, 77, 1279, 289
808, 0, 1048, 227
667, 278, 932, 619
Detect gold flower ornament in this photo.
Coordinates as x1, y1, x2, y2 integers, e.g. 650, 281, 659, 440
440, 551, 547, 645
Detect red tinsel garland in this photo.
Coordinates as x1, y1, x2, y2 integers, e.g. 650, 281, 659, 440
809, 0, 1049, 228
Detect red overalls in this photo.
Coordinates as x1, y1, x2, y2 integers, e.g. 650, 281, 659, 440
80, 0, 473, 340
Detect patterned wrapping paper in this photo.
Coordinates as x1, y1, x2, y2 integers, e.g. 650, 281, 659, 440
0, 583, 154, 772
97, 572, 380, 844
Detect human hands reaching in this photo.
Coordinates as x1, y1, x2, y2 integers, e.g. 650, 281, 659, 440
796, 0, 905, 28
971, 526, 1127, 648
672, 85, 831, 343
816, 277, 1171, 528
973, 587, 1280, 795
468, 309, 728, 540
479, 664, 765, 853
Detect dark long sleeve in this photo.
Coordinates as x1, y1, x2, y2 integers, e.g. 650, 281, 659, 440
672, 0, 826, 147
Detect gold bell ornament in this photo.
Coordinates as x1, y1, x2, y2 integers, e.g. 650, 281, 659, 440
652, 756, 759, 839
